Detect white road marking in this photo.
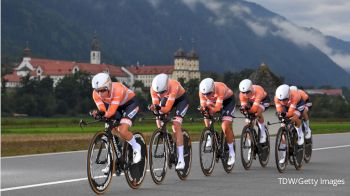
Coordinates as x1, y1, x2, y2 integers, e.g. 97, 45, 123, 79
2, 143, 350, 192
1, 150, 87, 159
313, 144, 350, 151
1, 169, 163, 192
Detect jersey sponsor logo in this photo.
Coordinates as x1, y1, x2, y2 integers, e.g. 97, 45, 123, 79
297, 105, 305, 111
128, 106, 139, 119
180, 105, 189, 117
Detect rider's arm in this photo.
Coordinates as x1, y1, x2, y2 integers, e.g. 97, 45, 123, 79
250, 96, 262, 113
161, 93, 176, 114
212, 87, 224, 113
105, 87, 125, 118
92, 91, 107, 112
239, 92, 248, 108
274, 96, 283, 113
286, 94, 300, 118
150, 88, 160, 105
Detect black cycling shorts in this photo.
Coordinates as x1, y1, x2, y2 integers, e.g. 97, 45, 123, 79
160, 93, 189, 118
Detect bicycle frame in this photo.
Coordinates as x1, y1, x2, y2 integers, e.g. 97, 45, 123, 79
81, 119, 129, 173
153, 113, 177, 166
201, 111, 225, 159
240, 111, 264, 155
275, 118, 297, 157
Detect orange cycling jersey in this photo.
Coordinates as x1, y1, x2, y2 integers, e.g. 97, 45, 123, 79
239, 85, 267, 113
150, 79, 186, 114
93, 82, 135, 118
274, 89, 302, 118
199, 82, 234, 113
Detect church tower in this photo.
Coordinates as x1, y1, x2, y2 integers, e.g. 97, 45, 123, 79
90, 33, 101, 64
187, 39, 200, 80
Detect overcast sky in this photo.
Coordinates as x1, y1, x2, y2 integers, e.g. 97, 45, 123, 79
247, 0, 350, 41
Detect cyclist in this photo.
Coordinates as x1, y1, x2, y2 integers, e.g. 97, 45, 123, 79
290, 86, 312, 139
275, 84, 306, 163
239, 79, 270, 144
199, 78, 236, 166
91, 72, 141, 164
149, 73, 189, 170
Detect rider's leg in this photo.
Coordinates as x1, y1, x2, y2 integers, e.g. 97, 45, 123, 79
204, 118, 212, 147
222, 118, 235, 165
204, 118, 211, 127
256, 106, 267, 143
279, 134, 287, 164
291, 114, 304, 145
118, 119, 141, 163
172, 118, 185, 169
156, 118, 162, 128
302, 109, 312, 138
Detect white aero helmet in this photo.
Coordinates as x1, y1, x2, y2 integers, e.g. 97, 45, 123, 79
199, 78, 215, 95
152, 73, 169, 93
290, 86, 298, 91
239, 79, 253, 93
92, 72, 112, 90
275, 84, 290, 100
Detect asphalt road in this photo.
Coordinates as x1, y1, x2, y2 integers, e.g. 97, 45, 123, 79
1, 133, 350, 196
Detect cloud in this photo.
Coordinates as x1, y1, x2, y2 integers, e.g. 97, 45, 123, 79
229, 3, 251, 15
147, 0, 162, 8
179, 0, 350, 72
270, 17, 350, 72
245, 21, 268, 37
247, 0, 350, 41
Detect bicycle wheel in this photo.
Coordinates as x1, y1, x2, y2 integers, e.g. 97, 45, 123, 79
304, 134, 312, 163
87, 131, 114, 194
221, 131, 235, 173
241, 126, 253, 170
149, 129, 168, 184
176, 130, 192, 180
123, 132, 147, 189
258, 128, 270, 168
199, 128, 216, 176
275, 127, 288, 173
292, 130, 304, 170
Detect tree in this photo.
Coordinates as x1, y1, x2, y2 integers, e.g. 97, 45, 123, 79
133, 80, 145, 89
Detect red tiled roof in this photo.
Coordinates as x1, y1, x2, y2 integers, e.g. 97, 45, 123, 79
319, 89, 343, 96
77, 63, 127, 77
3, 72, 22, 82
29, 58, 127, 77
31, 58, 75, 75
127, 65, 174, 75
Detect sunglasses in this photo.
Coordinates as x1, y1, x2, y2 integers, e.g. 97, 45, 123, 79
202, 92, 213, 96
279, 98, 288, 101
157, 90, 167, 95
96, 88, 108, 93
242, 91, 251, 94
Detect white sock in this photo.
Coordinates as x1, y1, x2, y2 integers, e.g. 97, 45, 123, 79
295, 126, 303, 138
280, 143, 286, 148
258, 122, 266, 137
304, 120, 311, 131
177, 145, 184, 162
228, 142, 235, 156
127, 136, 140, 151
305, 120, 310, 128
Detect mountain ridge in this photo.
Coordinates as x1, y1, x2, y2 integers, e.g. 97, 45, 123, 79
2, 0, 350, 87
